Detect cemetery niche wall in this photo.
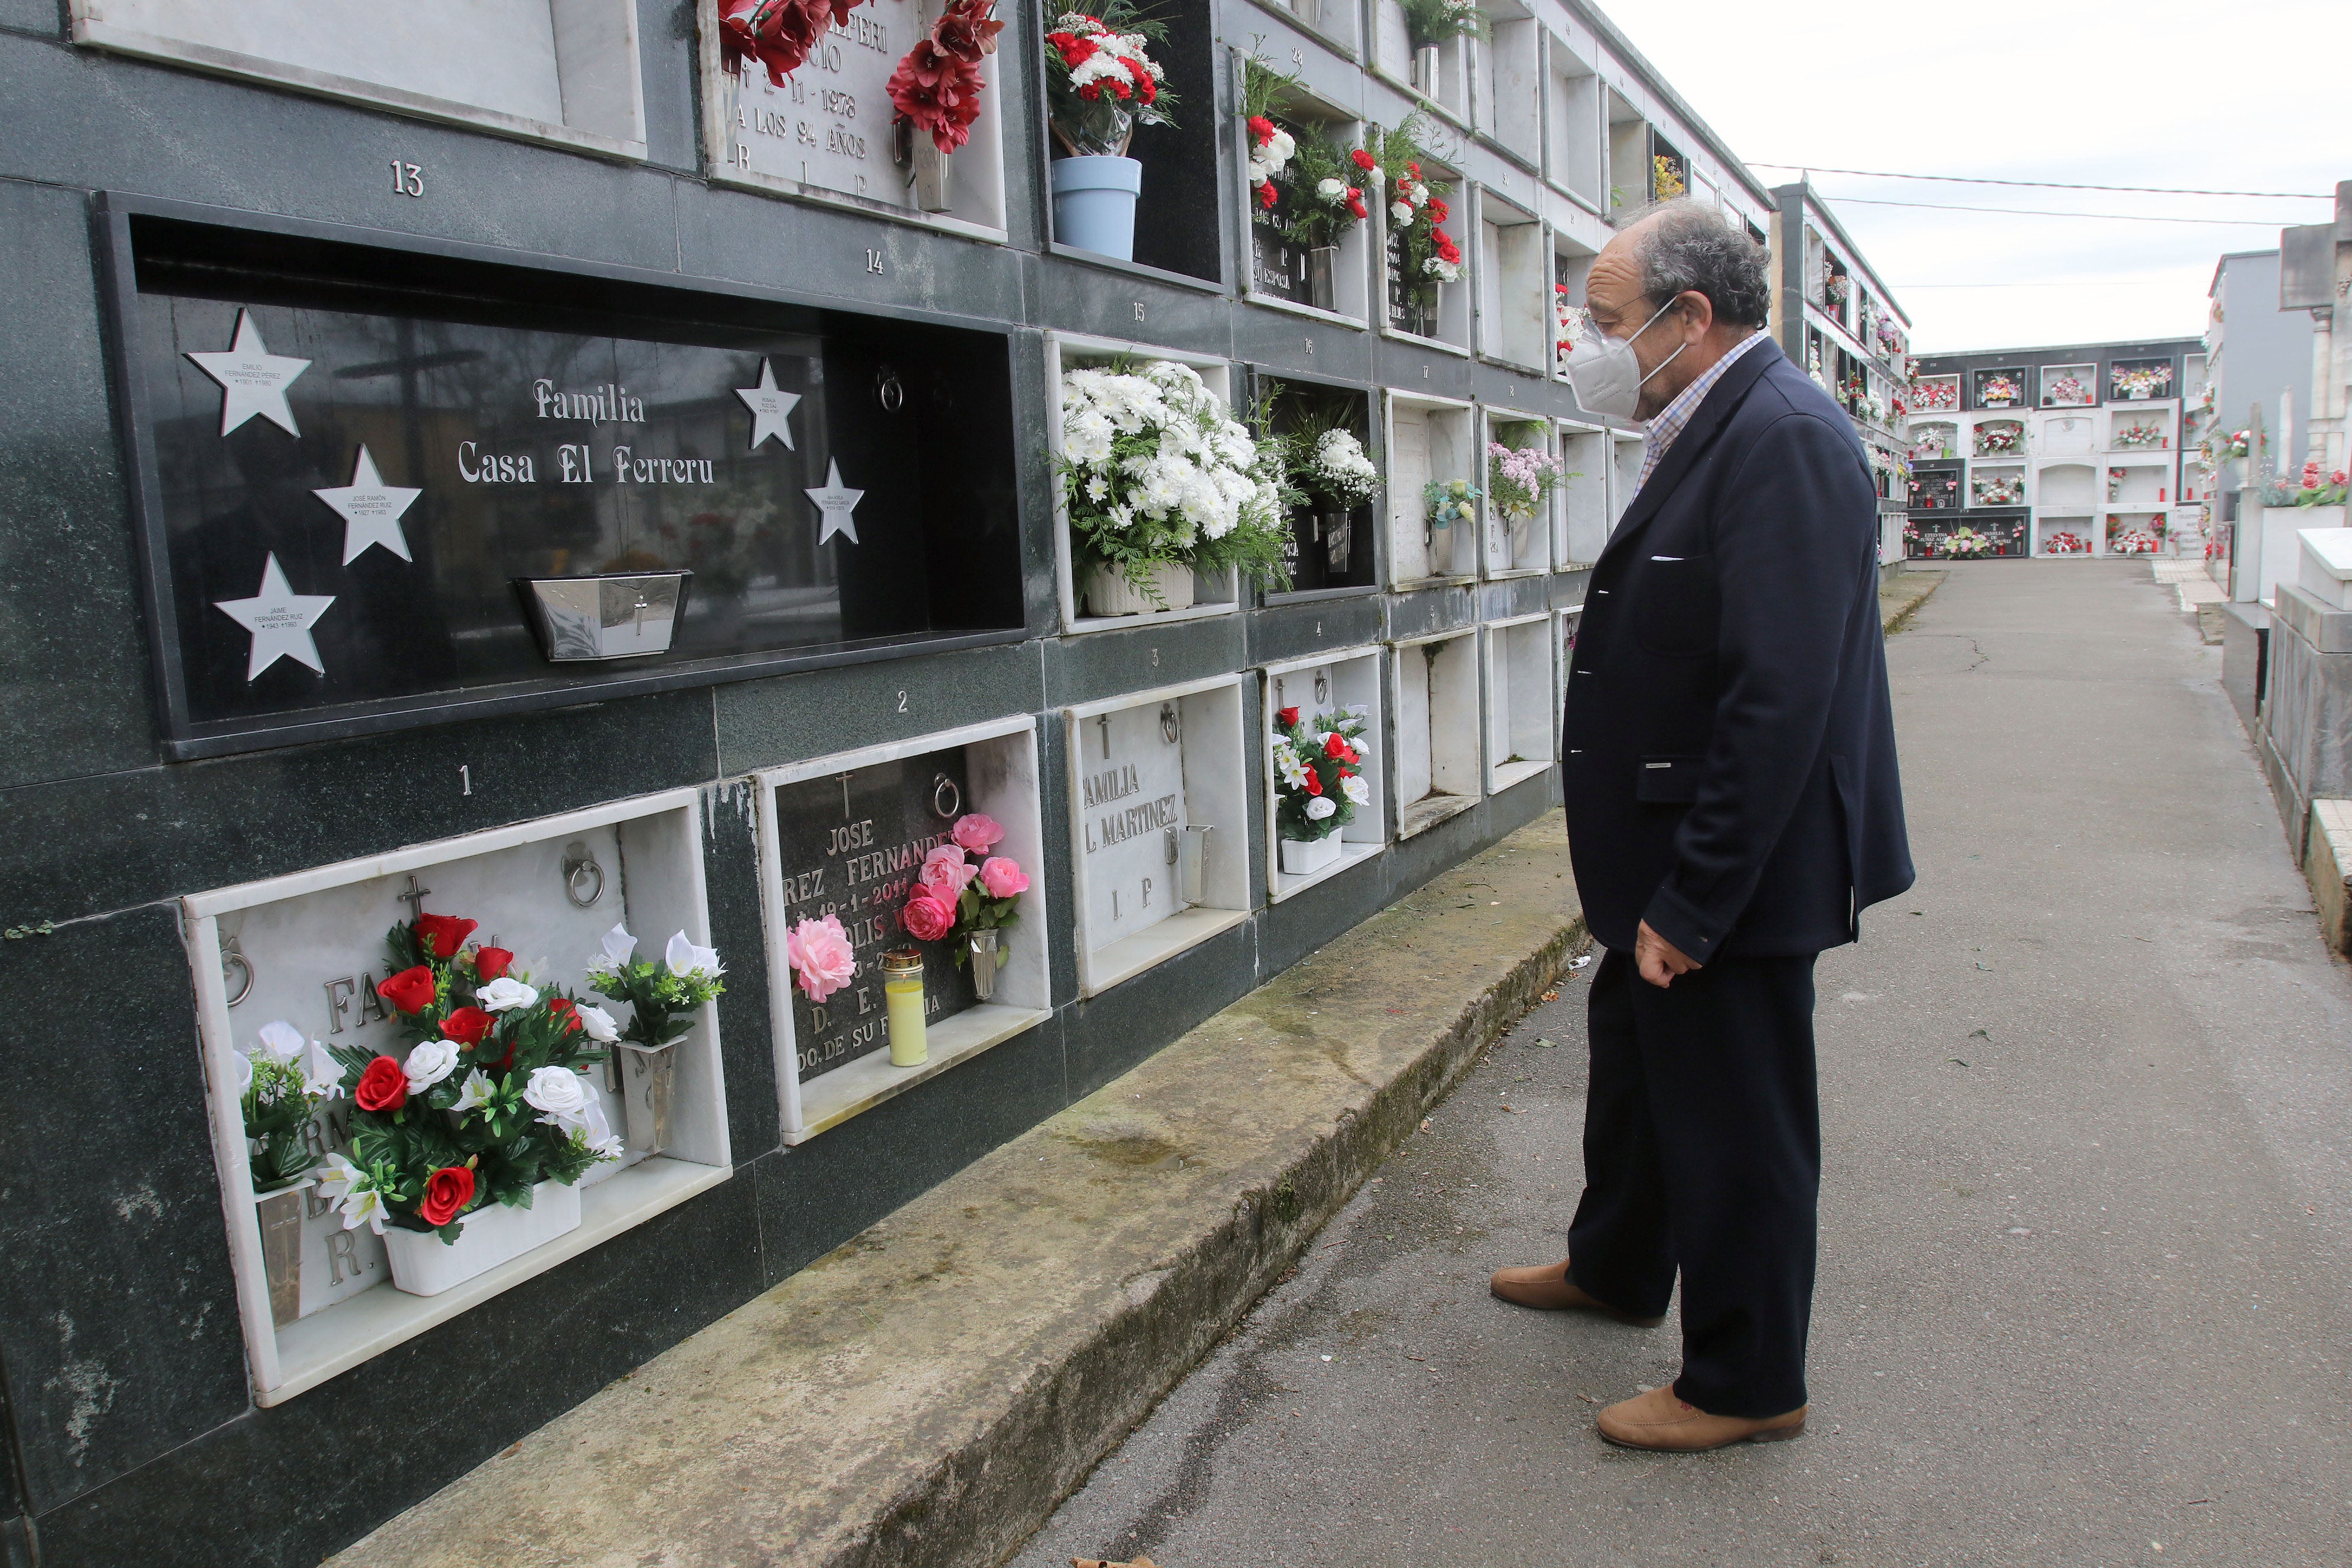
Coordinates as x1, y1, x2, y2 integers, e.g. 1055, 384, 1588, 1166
754, 717, 1050, 1143
105, 204, 1024, 758
183, 789, 731, 1404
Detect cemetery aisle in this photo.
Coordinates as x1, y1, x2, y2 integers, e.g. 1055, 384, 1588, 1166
1013, 560, 2352, 1567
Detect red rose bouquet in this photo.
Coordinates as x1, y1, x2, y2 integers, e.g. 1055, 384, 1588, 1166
318, 912, 623, 1242
888, 0, 999, 155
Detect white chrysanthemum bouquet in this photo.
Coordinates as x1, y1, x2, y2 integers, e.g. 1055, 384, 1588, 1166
1059, 359, 1292, 604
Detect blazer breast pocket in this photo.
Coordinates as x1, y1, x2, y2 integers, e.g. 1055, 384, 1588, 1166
1636, 754, 1704, 803
1634, 553, 1718, 657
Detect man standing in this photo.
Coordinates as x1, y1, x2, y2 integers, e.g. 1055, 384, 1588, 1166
1490, 201, 1913, 1451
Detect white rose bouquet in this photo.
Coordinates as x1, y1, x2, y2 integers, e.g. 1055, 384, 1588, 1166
1059, 358, 1293, 603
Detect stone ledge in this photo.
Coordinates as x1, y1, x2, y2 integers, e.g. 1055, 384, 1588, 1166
331, 815, 1587, 1568
2305, 799, 2352, 958
1880, 567, 1946, 634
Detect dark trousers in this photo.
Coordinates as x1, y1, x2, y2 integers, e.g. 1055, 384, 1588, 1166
1567, 947, 1822, 1417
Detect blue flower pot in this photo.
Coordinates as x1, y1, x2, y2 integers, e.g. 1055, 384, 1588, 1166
1051, 155, 1144, 262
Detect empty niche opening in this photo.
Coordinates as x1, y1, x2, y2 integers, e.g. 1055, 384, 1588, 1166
1556, 423, 1609, 564
1546, 37, 1601, 207
1476, 191, 1547, 370
1485, 616, 1553, 792
1393, 629, 1481, 837
1472, 2, 1541, 164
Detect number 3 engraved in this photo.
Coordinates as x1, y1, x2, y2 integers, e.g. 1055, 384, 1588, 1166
390, 161, 423, 197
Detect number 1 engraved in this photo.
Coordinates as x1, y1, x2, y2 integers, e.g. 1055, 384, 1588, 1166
458, 764, 472, 795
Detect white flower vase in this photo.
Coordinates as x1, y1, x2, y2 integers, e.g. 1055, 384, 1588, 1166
384, 1180, 584, 1298
1083, 560, 1197, 618
1279, 834, 1344, 876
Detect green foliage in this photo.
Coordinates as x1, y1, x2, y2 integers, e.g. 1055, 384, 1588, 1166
1399, 0, 1487, 47
589, 958, 723, 1050
243, 1059, 320, 1191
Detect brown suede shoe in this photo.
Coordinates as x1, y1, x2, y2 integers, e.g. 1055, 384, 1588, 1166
1488, 1259, 1665, 1327
1595, 1384, 1807, 1451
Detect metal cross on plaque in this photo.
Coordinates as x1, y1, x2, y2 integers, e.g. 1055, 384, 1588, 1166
397, 874, 432, 922
1096, 714, 1112, 760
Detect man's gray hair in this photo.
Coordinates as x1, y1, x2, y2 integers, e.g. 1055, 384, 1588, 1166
1611, 197, 1771, 330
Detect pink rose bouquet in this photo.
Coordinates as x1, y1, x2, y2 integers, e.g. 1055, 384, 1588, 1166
786, 913, 855, 1003
899, 811, 1024, 972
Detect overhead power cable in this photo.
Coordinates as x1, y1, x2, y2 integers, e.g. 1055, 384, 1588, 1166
1824, 197, 2286, 227
1747, 163, 2332, 201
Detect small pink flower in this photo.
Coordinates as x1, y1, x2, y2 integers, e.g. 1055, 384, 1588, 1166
919, 844, 978, 895
978, 857, 1028, 900
951, 813, 1005, 852
786, 914, 855, 1004
901, 891, 956, 943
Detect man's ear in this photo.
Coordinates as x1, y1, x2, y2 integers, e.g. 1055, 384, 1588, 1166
1678, 288, 1716, 335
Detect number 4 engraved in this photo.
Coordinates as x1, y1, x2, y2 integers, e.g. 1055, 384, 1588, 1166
389, 161, 423, 197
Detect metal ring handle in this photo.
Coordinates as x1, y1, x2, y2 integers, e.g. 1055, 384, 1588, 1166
932, 772, 962, 820
562, 842, 606, 909
221, 942, 254, 1008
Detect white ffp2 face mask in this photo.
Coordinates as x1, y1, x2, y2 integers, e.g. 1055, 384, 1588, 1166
1564, 299, 1685, 420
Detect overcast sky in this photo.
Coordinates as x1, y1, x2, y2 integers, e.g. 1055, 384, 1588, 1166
1603, 0, 2344, 355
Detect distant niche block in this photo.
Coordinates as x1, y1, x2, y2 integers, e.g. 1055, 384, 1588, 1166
1386, 390, 1480, 586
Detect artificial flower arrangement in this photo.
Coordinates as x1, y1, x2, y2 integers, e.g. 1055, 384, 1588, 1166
2044, 375, 2090, 407
2106, 466, 2128, 502
2217, 428, 2250, 459
2111, 421, 2168, 450
317, 912, 646, 1244
1424, 477, 1478, 531
1399, 0, 1485, 46
1651, 154, 1687, 200
1371, 117, 1461, 292
1239, 60, 1370, 249
1877, 315, 1905, 357
1822, 271, 1850, 306
1978, 375, 2020, 407
898, 812, 1028, 971
1972, 472, 2025, 507
2262, 462, 2352, 507
1057, 358, 1292, 607
1271, 703, 1371, 848
2110, 363, 2173, 400
887, 0, 1001, 155
1043, 5, 1175, 158
237, 1020, 342, 1193
1556, 286, 1586, 369
1487, 440, 1566, 522
2044, 530, 2088, 555
1940, 527, 1994, 558
1909, 428, 1954, 463
2108, 527, 2161, 554
786, 913, 856, 1004
718, 0, 872, 85
1867, 446, 1909, 484
1286, 418, 1381, 513
1974, 422, 2023, 456
1912, 377, 1958, 411
586, 923, 727, 1057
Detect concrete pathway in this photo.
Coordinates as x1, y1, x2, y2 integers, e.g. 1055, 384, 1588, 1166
1012, 561, 2352, 1568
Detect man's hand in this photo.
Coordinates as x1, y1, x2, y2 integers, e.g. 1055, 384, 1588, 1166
1635, 920, 1701, 989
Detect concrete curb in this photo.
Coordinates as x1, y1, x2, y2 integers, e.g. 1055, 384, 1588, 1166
332, 815, 1587, 1568
1880, 567, 1946, 635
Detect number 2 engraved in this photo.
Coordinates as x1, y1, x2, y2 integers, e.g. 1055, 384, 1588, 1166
389, 161, 423, 197
896, 690, 909, 713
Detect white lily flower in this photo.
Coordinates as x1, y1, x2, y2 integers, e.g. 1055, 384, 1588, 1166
574, 1003, 621, 1044
588, 922, 636, 976
664, 930, 724, 979
316, 1153, 387, 1235
452, 1067, 496, 1116
253, 1019, 305, 1066
403, 1039, 463, 1095
475, 976, 540, 1012
299, 1037, 342, 1099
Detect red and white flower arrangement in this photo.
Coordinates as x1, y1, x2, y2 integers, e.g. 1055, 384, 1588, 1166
1555, 285, 1586, 366
1974, 422, 2023, 456
1272, 704, 1371, 846
2110, 363, 2173, 400
1972, 472, 2024, 507
1912, 377, 1958, 412
1043, 6, 1175, 157
900, 812, 1027, 971
2044, 375, 2090, 407
315, 910, 657, 1243
2111, 420, 2168, 451
718, 0, 871, 86
887, 0, 1001, 155
2109, 527, 2160, 554
1389, 161, 1459, 282
1246, 115, 1297, 211
2043, 530, 2088, 555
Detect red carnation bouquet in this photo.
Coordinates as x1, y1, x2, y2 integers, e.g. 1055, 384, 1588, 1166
316, 911, 623, 1243
718, 0, 870, 85
1043, 4, 1178, 156
888, 0, 1001, 155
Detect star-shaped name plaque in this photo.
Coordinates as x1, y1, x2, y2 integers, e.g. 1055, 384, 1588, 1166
734, 358, 802, 451
312, 444, 422, 564
185, 309, 311, 437
804, 459, 864, 547
215, 553, 336, 681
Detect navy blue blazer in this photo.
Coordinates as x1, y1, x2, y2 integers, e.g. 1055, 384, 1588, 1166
1561, 337, 1913, 960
